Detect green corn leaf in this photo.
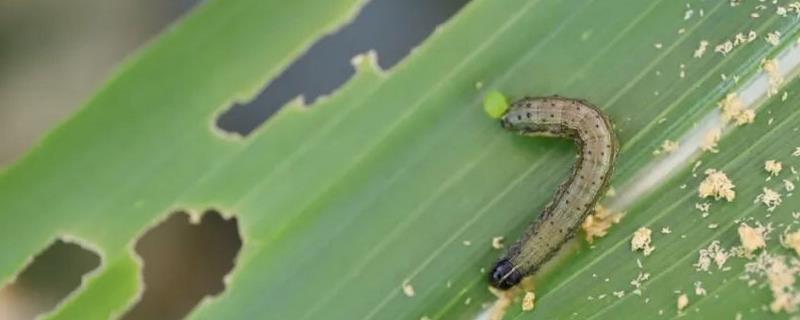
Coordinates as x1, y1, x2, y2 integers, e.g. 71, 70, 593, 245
3, 0, 800, 319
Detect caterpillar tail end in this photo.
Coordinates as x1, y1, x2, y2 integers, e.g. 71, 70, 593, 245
488, 258, 524, 290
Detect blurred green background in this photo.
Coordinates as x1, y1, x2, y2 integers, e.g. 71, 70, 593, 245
0, 0, 197, 166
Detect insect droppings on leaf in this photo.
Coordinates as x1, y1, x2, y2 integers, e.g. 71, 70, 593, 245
521, 291, 535, 311
698, 169, 736, 201
631, 227, 655, 256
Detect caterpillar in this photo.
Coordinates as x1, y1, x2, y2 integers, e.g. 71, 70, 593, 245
486, 95, 619, 290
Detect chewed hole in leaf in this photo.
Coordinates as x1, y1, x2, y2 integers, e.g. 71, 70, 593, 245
0, 239, 101, 320
214, 0, 470, 136
121, 210, 242, 320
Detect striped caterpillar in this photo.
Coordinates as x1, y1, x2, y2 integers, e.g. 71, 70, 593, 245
487, 96, 618, 290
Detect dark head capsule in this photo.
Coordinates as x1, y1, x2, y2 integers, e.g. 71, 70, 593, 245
488, 258, 524, 290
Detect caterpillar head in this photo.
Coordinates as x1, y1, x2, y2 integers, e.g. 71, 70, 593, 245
488, 258, 523, 290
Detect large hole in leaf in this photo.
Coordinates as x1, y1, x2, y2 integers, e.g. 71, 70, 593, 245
215, 0, 471, 136
122, 210, 242, 320
0, 239, 101, 320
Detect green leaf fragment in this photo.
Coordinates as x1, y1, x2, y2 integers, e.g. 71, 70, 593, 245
483, 90, 510, 119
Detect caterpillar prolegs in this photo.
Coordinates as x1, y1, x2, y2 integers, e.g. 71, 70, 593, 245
487, 96, 618, 290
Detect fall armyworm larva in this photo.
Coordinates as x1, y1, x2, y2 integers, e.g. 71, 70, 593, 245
487, 95, 618, 290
